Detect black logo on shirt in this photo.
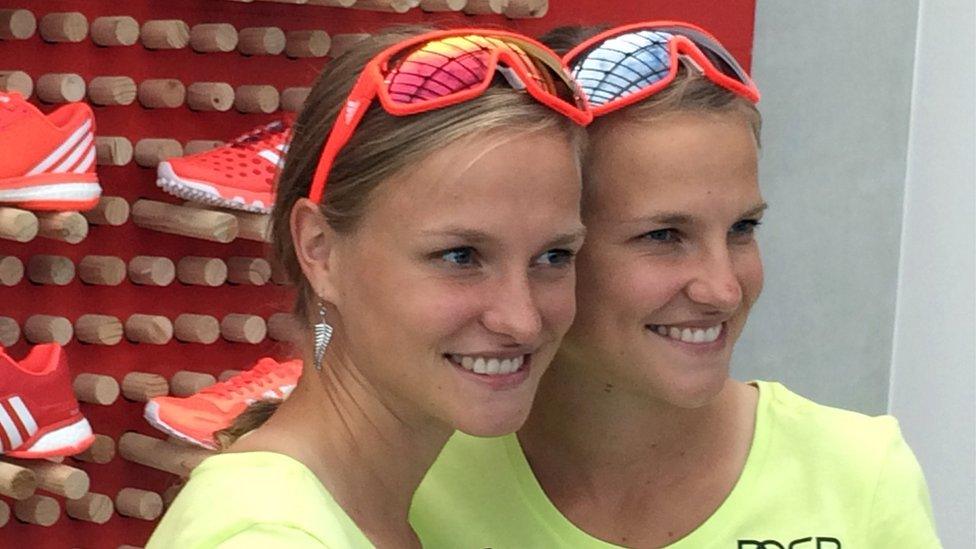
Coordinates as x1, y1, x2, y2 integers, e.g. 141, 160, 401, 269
738, 537, 841, 549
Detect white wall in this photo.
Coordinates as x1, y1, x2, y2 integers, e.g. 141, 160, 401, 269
888, 0, 976, 546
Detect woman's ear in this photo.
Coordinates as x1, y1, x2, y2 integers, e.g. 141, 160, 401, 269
290, 198, 341, 304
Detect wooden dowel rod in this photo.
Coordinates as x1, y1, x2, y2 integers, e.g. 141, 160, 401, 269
81, 195, 130, 226
118, 432, 211, 477
23, 315, 72, 345
128, 256, 175, 286
0, 316, 19, 346
0, 461, 36, 500
0, 255, 23, 286
132, 199, 238, 243
124, 314, 174, 344
71, 434, 115, 464
0, 207, 38, 242
173, 314, 220, 344
90, 15, 139, 47
36, 211, 88, 244
121, 372, 169, 402
13, 494, 59, 526
74, 314, 124, 345
0, 9, 36, 40
4, 459, 89, 499
65, 492, 113, 524
78, 255, 126, 286
115, 487, 163, 521
73, 373, 120, 405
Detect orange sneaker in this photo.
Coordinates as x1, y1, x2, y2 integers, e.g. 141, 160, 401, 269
143, 357, 302, 449
0, 344, 95, 458
0, 92, 102, 211
156, 119, 291, 213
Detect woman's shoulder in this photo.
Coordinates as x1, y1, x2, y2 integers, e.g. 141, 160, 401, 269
147, 452, 367, 548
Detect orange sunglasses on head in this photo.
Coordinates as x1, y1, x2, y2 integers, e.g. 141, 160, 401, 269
563, 21, 760, 117
307, 28, 593, 204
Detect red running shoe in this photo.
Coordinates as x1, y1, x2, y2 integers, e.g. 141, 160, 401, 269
156, 119, 291, 213
144, 357, 302, 449
0, 92, 102, 211
0, 344, 95, 458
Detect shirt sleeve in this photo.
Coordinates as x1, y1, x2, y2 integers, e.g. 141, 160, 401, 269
866, 418, 942, 548
216, 524, 330, 548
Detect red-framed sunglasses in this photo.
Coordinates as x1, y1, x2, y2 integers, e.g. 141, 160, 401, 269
563, 21, 760, 117
307, 29, 593, 204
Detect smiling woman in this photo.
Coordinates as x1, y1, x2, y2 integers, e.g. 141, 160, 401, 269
146, 25, 589, 549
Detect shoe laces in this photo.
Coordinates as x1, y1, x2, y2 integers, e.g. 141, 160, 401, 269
199, 360, 284, 400
229, 119, 291, 151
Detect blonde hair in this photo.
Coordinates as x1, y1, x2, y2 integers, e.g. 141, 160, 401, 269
218, 25, 583, 449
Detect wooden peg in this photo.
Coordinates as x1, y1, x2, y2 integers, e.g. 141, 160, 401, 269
73, 373, 120, 405
187, 82, 234, 112
0, 9, 36, 40
141, 19, 189, 50
90, 16, 139, 47
220, 314, 267, 344
238, 27, 286, 56
218, 369, 243, 382
227, 257, 271, 285
0, 255, 23, 286
72, 434, 115, 464
78, 255, 126, 285
329, 33, 369, 58
121, 372, 169, 402
183, 140, 223, 155
95, 137, 134, 167
234, 84, 278, 113
65, 492, 113, 524
171, 370, 216, 397
503, 0, 547, 17
36, 211, 88, 244
88, 76, 137, 106
13, 494, 59, 526
118, 432, 211, 477
82, 195, 130, 226
74, 314, 124, 345
0, 500, 8, 527
174, 314, 220, 344
124, 314, 173, 345
306, 0, 358, 6
462, 0, 507, 13
0, 70, 33, 96
115, 488, 163, 521
350, 0, 420, 12
26, 254, 75, 286
0, 207, 38, 242
24, 315, 73, 345
0, 461, 35, 500
177, 256, 227, 286
420, 0, 467, 11
132, 199, 238, 243
190, 23, 238, 53
280, 86, 310, 112
138, 78, 186, 109
5, 460, 89, 499
36, 73, 86, 103
267, 312, 300, 342
0, 316, 19, 346
285, 30, 330, 58
39, 12, 88, 43
128, 256, 175, 286
134, 139, 183, 167
182, 202, 271, 242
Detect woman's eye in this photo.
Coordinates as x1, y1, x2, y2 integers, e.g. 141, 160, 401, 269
730, 219, 761, 236
439, 247, 476, 266
641, 228, 677, 242
536, 249, 575, 266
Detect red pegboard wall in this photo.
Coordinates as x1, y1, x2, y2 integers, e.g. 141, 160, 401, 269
0, 1, 755, 547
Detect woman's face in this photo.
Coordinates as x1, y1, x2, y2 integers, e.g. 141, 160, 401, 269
328, 130, 584, 436
562, 112, 764, 408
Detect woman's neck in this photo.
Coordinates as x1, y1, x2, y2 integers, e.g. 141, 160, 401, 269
231, 342, 453, 547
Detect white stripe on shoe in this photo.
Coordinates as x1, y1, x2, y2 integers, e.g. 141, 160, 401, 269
26, 119, 93, 175
0, 402, 24, 449
53, 132, 94, 173
72, 146, 96, 173
257, 149, 281, 166
9, 396, 38, 436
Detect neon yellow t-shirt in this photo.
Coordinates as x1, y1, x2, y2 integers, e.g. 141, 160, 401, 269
411, 381, 941, 548
147, 451, 375, 549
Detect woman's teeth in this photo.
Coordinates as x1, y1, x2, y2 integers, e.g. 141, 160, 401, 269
649, 324, 722, 344
451, 355, 525, 375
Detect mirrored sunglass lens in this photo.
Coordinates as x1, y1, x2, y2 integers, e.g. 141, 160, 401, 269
387, 37, 492, 104
571, 30, 673, 107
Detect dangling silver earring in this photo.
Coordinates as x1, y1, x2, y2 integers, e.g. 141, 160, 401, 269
312, 301, 333, 371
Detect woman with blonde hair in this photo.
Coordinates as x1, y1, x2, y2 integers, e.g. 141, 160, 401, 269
411, 22, 940, 548
148, 25, 590, 548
